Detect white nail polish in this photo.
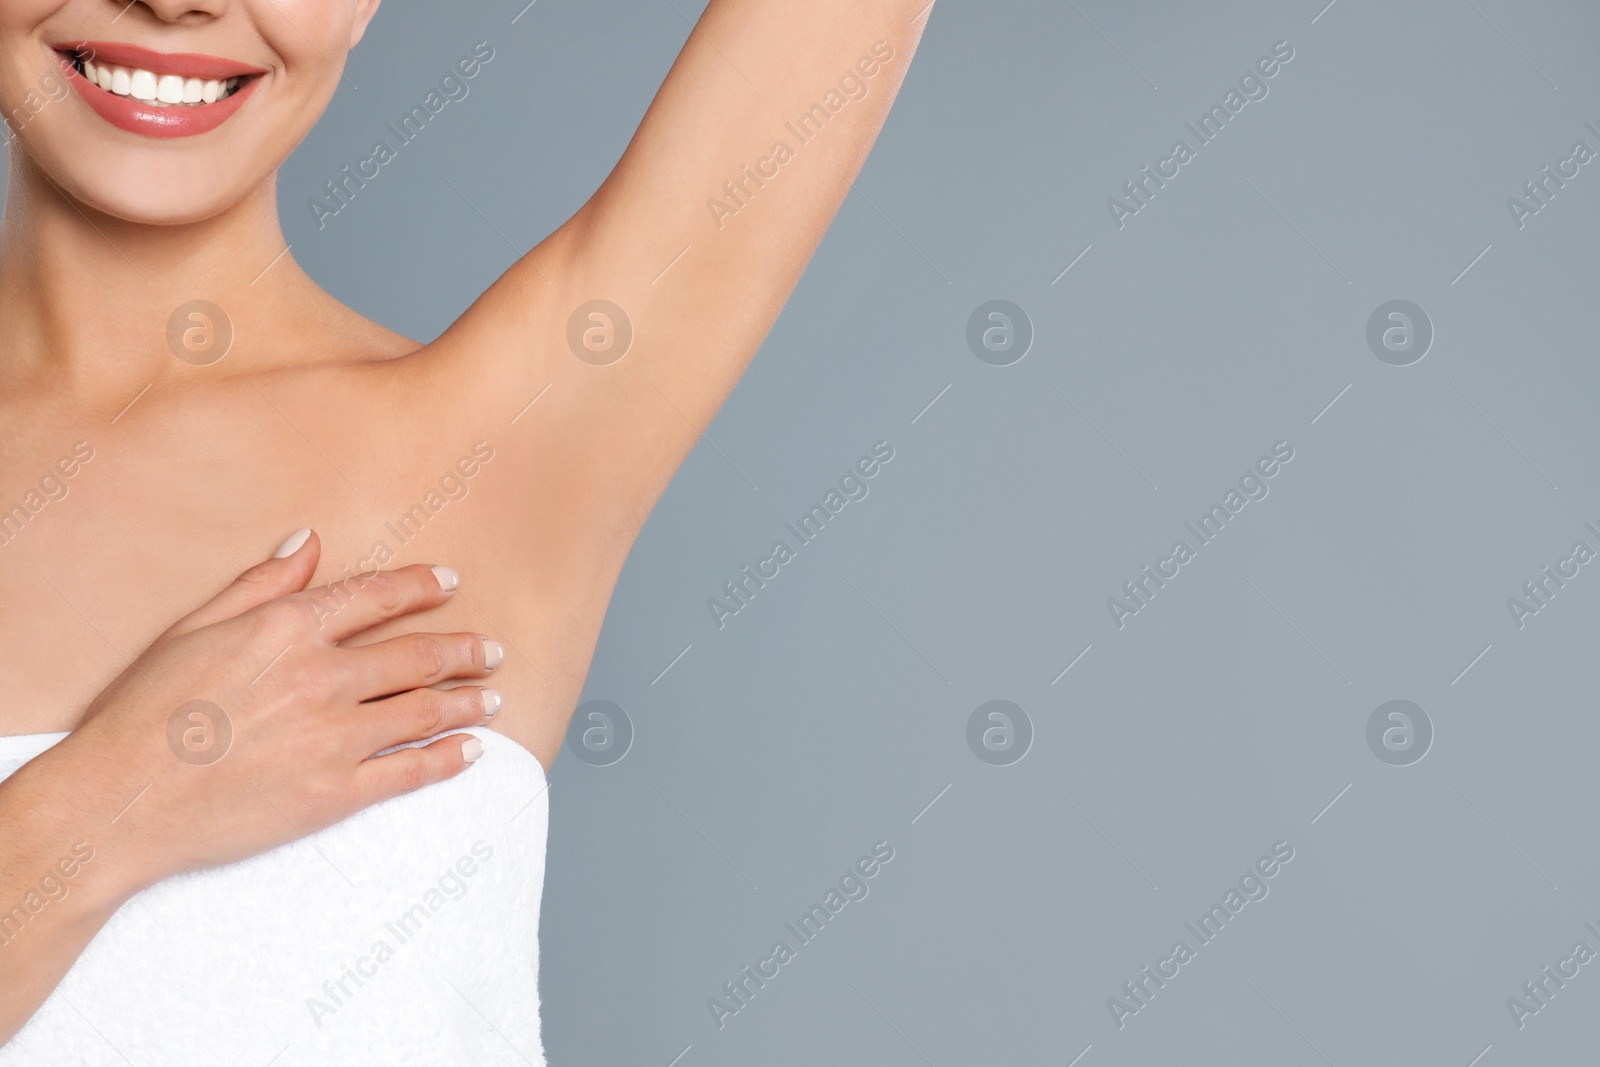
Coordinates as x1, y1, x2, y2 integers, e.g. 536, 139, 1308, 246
480, 689, 503, 716
431, 565, 460, 592
273, 528, 312, 558
482, 638, 505, 671
462, 736, 485, 763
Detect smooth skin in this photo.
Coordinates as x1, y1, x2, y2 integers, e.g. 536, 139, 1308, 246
0, 536, 502, 1039
0, 0, 927, 1044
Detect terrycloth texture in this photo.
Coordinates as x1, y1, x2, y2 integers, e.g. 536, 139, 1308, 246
0, 727, 548, 1066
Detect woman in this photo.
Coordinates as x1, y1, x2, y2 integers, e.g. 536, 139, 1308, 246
0, 0, 926, 1061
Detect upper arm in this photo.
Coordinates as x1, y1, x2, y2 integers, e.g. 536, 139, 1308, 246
430, 0, 930, 538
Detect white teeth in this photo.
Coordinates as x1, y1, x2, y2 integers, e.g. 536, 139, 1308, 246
128, 69, 157, 101
78, 59, 238, 107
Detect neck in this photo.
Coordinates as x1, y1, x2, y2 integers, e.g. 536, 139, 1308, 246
0, 148, 327, 404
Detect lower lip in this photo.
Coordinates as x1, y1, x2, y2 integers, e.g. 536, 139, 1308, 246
62, 61, 258, 139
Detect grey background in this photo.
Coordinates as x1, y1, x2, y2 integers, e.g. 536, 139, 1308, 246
156, 0, 1600, 1063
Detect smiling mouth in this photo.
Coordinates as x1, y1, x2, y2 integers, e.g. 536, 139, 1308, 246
53, 42, 267, 138
60, 49, 248, 107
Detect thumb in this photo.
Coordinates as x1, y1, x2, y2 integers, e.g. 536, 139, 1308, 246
169, 528, 322, 636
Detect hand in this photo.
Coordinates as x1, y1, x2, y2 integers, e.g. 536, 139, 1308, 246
29, 529, 502, 891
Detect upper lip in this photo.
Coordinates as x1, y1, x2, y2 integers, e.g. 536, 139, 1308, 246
54, 41, 268, 81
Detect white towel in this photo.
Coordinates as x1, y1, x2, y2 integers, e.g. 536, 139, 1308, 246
0, 727, 548, 1066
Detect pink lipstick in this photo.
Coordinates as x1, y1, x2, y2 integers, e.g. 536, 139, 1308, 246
54, 41, 267, 139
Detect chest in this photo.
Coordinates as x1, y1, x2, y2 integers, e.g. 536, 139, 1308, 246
0, 408, 593, 767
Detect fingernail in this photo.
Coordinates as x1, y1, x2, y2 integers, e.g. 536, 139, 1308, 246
480, 689, 503, 717
462, 736, 485, 763
482, 638, 505, 671
272, 528, 312, 559
431, 565, 460, 592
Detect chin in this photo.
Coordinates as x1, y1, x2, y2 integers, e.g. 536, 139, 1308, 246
30, 144, 263, 227
50, 164, 254, 227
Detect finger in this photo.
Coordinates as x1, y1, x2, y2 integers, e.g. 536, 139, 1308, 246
357, 686, 502, 754
298, 564, 461, 642
356, 732, 485, 803
168, 528, 321, 636
337, 631, 501, 700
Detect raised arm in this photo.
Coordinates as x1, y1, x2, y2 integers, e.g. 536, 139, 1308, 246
432, 0, 931, 528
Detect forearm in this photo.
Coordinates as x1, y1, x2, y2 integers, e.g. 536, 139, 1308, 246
577, 0, 930, 316
0, 744, 146, 1047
